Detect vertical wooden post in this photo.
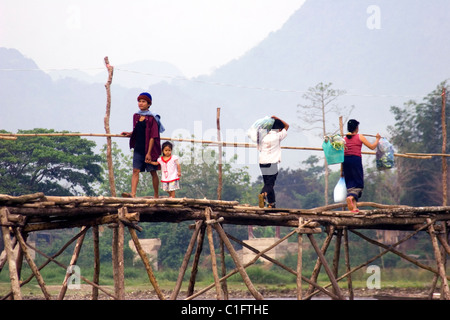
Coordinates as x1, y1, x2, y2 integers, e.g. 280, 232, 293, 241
427, 218, 450, 299
104, 56, 116, 198
343, 227, 353, 300
112, 208, 125, 300
205, 208, 223, 300
442, 87, 447, 206
216, 108, 229, 299
0, 208, 21, 300
296, 218, 303, 300
216, 107, 223, 200
92, 226, 100, 300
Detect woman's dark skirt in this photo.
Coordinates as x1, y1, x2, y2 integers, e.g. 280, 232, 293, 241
342, 155, 364, 200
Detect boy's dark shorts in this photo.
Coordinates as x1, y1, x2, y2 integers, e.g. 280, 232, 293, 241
133, 151, 160, 172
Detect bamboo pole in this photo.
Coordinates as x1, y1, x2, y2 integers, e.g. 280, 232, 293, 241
0, 132, 442, 159
170, 220, 203, 300
128, 227, 165, 300
0, 208, 21, 300
13, 228, 51, 300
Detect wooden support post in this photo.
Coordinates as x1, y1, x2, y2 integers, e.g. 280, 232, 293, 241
58, 226, 88, 300
427, 218, 450, 299
1, 227, 89, 300
205, 208, 223, 300
112, 208, 125, 300
103, 56, 116, 198
343, 228, 354, 300
92, 226, 100, 300
212, 221, 264, 300
226, 230, 340, 300
296, 218, 303, 300
187, 224, 205, 297
128, 226, 165, 300
13, 228, 51, 300
25, 240, 118, 300
188, 225, 340, 301
308, 233, 345, 300
305, 226, 335, 297
0, 207, 21, 300
170, 221, 203, 300
332, 229, 342, 297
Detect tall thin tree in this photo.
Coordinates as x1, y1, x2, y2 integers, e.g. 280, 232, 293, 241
297, 82, 353, 205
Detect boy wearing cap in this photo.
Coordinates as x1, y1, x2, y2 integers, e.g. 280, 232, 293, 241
121, 92, 163, 198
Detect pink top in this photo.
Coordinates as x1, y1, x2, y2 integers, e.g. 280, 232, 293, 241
157, 155, 180, 183
344, 134, 362, 157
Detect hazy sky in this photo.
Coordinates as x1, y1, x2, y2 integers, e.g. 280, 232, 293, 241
0, 0, 306, 77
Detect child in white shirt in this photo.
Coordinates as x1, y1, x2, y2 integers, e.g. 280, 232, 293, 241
151, 141, 181, 198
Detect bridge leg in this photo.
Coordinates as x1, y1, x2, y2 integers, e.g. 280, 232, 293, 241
427, 219, 450, 300
307, 233, 345, 300
0, 207, 22, 300
213, 222, 264, 300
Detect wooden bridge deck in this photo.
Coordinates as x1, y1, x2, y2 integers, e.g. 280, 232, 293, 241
2, 192, 450, 231
1, 192, 450, 300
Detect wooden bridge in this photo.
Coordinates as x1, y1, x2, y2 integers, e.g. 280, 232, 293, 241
1, 192, 450, 300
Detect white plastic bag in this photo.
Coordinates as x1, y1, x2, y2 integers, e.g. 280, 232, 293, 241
333, 177, 347, 203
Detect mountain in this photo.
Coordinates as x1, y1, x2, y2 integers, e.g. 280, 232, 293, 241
48, 59, 185, 89
2, 0, 450, 178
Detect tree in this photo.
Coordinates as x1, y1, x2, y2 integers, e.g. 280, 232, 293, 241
0, 129, 103, 196
297, 82, 353, 205
388, 81, 450, 206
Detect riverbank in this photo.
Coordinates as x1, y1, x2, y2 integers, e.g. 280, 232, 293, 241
18, 285, 437, 300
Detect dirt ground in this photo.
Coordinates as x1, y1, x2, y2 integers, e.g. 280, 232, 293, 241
18, 285, 438, 300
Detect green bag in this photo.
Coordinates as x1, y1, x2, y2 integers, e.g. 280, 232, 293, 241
322, 140, 344, 165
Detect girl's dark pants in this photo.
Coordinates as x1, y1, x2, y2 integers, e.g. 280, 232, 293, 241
260, 163, 278, 204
